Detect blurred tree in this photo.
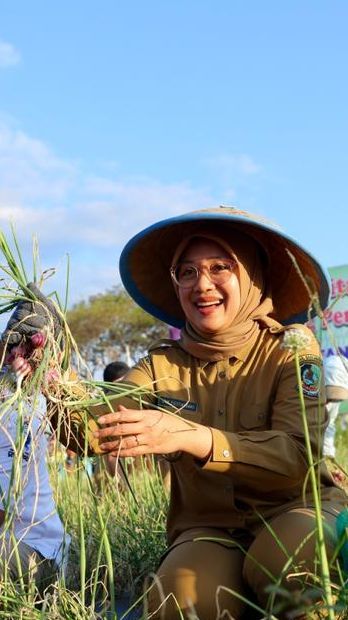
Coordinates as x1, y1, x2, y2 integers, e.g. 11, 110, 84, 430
67, 285, 168, 370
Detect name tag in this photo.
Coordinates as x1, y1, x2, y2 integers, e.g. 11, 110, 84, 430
156, 396, 198, 412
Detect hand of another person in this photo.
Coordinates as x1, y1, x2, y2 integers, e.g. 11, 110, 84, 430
93, 405, 213, 461
1, 282, 63, 383
1, 282, 62, 347
1, 282, 61, 346
9, 344, 33, 380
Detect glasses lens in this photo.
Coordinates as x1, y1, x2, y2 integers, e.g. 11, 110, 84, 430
208, 260, 235, 283
172, 264, 198, 287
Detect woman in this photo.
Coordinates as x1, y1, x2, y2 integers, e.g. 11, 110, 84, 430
92, 206, 347, 618
2, 206, 347, 618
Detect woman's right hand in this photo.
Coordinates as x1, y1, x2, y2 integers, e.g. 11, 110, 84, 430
93, 405, 213, 461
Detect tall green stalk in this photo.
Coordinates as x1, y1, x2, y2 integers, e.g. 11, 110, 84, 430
85, 461, 117, 618
294, 350, 335, 619
76, 460, 86, 608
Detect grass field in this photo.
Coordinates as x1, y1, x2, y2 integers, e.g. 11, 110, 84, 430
0, 413, 347, 619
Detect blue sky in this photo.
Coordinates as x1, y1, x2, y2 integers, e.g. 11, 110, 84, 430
0, 1, 347, 308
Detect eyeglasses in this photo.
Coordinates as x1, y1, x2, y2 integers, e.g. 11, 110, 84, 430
170, 258, 236, 289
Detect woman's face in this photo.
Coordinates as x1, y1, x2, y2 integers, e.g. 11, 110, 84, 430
176, 239, 241, 334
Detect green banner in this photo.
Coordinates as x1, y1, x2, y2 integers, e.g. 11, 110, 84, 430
309, 264, 348, 360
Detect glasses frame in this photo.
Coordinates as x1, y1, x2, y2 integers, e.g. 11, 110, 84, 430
170, 258, 236, 289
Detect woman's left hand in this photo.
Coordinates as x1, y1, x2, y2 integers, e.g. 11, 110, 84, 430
93, 405, 212, 460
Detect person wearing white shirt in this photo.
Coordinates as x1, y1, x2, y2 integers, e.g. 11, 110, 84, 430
323, 355, 348, 460
0, 369, 70, 593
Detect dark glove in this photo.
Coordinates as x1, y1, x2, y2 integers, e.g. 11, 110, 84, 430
1, 282, 62, 347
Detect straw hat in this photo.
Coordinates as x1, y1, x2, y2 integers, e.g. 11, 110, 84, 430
119, 206, 330, 328
324, 356, 348, 401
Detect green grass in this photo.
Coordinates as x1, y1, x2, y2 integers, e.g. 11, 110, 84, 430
336, 425, 348, 475
1, 228, 348, 618
59, 456, 168, 601
0, 403, 348, 619
2, 445, 347, 619
0, 452, 168, 619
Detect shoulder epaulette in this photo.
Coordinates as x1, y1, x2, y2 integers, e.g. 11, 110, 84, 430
269, 323, 312, 337
148, 338, 180, 353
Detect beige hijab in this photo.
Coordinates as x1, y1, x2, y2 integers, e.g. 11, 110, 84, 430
171, 227, 282, 361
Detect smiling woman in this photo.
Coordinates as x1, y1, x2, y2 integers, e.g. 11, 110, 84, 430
95, 205, 347, 619
2, 205, 347, 619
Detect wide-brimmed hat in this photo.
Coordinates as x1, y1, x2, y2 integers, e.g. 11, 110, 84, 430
119, 206, 330, 328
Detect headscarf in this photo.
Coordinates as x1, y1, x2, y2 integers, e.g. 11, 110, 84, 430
171, 227, 282, 361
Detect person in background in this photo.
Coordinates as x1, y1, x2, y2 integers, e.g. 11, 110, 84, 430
323, 354, 348, 482
0, 362, 70, 594
102, 360, 130, 479
168, 326, 181, 341
103, 360, 130, 384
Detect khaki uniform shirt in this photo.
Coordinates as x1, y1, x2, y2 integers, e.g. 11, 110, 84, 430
119, 324, 346, 544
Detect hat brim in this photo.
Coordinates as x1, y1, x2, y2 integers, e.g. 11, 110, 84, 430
119, 207, 330, 328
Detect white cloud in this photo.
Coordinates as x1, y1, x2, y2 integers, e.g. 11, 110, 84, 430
0, 40, 21, 68
0, 122, 216, 303
0, 205, 68, 236
0, 121, 263, 305
201, 153, 262, 202
204, 153, 261, 176
0, 122, 214, 249
80, 176, 212, 244
0, 123, 75, 202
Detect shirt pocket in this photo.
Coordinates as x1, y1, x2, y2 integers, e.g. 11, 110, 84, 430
238, 403, 270, 430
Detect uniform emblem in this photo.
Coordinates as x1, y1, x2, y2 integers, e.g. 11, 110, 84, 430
300, 357, 322, 398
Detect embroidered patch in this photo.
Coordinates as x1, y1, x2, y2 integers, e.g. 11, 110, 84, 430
300, 357, 322, 398
156, 396, 198, 412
